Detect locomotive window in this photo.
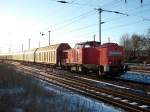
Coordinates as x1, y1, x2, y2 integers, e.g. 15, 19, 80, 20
84, 44, 91, 48
74, 44, 78, 48
74, 44, 83, 48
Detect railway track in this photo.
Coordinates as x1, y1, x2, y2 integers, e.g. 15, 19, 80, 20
6, 61, 150, 112
129, 66, 150, 74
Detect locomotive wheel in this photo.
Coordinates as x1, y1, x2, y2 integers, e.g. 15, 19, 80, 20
98, 66, 104, 78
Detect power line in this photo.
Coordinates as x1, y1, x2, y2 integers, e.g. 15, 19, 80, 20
103, 6, 150, 24
57, 0, 100, 7
95, 8, 128, 43
101, 0, 121, 8
54, 18, 149, 37
55, 23, 97, 35
56, 0, 124, 8
104, 20, 143, 30
49, 9, 94, 28
48, 0, 149, 41
52, 11, 96, 32
102, 0, 123, 9
47, 0, 127, 33
123, 0, 143, 4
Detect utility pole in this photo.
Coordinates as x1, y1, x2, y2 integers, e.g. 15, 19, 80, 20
28, 38, 31, 49
22, 44, 23, 52
93, 34, 96, 41
8, 47, 11, 53
108, 37, 110, 43
96, 8, 128, 45
57, 1, 128, 44
98, 8, 102, 44
48, 30, 51, 46
39, 41, 40, 47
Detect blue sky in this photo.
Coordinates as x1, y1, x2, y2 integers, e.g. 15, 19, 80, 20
0, 0, 150, 53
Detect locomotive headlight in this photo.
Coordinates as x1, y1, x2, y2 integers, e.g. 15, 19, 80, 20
109, 61, 112, 64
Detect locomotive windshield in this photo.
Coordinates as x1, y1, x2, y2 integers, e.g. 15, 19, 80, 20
74, 41, 100, 48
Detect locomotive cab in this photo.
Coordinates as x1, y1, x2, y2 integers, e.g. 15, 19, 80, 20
64, 41, 101, 74
98, 43, 126, 76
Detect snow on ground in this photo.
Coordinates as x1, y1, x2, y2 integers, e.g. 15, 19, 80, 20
120, 71, 150, 84
33, 78, 125, 112
0, 87, 25, 95
74, 75, 140, 93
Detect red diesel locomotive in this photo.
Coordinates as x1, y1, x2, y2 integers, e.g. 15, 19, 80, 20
63, 41, 126, 77
0, 41, 127, 77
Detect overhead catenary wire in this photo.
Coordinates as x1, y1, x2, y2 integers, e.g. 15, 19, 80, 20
47, 0, 126, 32
104, 8, 150, 24
48, 0, 150, 33
54, 19, 144, 38
54, 21, 149, 42
100, 0, 121, 8
52, 11, 96, 32
47, 0, 150, 38
48, 0, 150, 32
49, 9, 94, 28
104, 20, 144, 31
55, 23, 97, 35
123, 0, 143, 4
48, 0, 125, 32
55, 16, 150, 37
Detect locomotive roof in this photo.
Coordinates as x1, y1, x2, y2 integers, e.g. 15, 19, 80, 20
75, 41, 101, 48
77, 41, 101, 45
102, 43, 118, 46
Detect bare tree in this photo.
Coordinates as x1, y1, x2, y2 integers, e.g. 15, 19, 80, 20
120, 34, 131, 49
130, 34, 143, 57
145, 29, 150, 56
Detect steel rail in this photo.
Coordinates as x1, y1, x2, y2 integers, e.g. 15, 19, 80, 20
12, 63, 150, 112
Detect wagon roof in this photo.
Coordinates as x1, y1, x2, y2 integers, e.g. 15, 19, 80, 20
36, 43, 67, 52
